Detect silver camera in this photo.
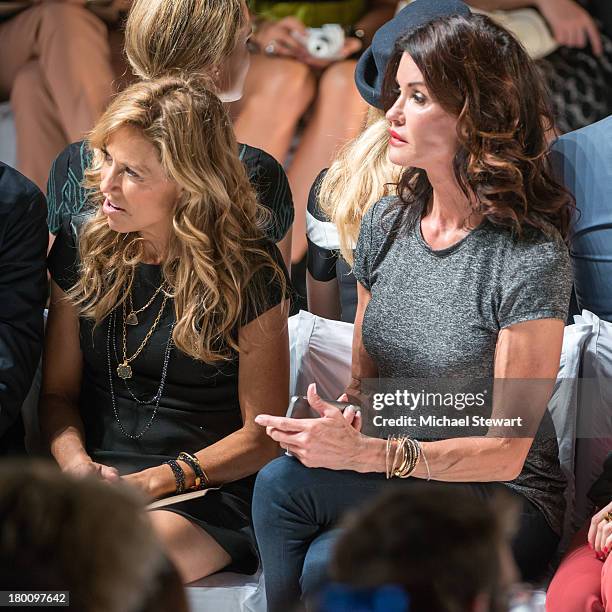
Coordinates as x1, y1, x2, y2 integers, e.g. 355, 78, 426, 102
306, 24, 345, 60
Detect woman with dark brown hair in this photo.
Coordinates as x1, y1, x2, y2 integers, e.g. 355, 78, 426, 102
253, 9, 574, 611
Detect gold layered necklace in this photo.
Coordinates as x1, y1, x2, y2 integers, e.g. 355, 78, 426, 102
116, 283, 170, 380
126, 281, 166, 325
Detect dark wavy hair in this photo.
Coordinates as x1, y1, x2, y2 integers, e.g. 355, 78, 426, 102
381, 13, 574, 239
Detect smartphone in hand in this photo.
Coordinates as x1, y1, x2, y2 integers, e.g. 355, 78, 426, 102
286, 395, 352, 419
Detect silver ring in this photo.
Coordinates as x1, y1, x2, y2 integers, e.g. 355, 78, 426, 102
265, 40, 277, 55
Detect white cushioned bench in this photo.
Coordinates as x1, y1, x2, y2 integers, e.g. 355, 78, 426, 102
187, 570, 265, 612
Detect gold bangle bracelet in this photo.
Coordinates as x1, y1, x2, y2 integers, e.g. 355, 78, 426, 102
385, 435, 392, 479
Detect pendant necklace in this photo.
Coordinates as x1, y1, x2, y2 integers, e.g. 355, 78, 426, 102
106, 308, 175, 440
126, 280, 167, 326
117, 289, 169, 380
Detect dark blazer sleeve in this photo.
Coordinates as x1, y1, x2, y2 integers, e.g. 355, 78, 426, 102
0, 165, 48, 440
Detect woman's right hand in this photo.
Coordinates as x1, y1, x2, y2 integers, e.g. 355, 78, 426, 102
63, 457, 120, 482
536, 0, 603, 56
252, 16, 308, 60
588, 499, 612, 557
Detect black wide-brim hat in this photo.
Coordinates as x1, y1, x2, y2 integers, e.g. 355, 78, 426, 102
355, 0, 471, 109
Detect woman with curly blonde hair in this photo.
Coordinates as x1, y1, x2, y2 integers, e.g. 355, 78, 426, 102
41, 75, 289, 583
253, 6, 576, 610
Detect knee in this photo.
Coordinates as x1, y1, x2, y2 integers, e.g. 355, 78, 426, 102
38, 3, 107, 38
299, 530, 340, 599
253, 456, 307, 520
11, 61, 44, 105
258, 59, 316, 108
318, 60, 359, 101
300, 555, 329, 600
546, 552, 604, 611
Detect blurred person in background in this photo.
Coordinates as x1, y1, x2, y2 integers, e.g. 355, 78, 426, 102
0, 459, 189, 612
233, 0, 398, 271
319, 485, 519, 612
0, 0, 128, 191
46, 0, 294, 268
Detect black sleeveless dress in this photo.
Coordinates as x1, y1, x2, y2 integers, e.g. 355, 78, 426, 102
48, 215, 287, 574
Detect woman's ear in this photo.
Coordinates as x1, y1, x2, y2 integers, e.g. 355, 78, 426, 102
172, 189, 189, 218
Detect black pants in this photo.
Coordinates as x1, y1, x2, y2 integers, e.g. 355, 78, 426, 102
253, 455, 559, 612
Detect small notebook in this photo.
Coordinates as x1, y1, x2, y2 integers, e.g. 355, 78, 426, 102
147, 487, 218, 510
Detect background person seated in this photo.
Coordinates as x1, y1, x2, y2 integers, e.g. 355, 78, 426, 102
0, 459, 189, 612
0, 162, 47, 456
468, 0, 612, 134
0, 0, 126, 191
233, 0, 398, 266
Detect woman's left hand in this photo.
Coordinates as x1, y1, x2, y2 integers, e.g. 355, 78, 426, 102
123, 465, 174, 501
255, 383, 366, 470
536, 0, 603, 56
588, 499, 612, 558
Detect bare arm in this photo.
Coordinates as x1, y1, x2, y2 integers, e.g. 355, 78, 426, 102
256, 280, 564, 481
127, 302, 290, 498
468, 0, 603, 55
346, 282, 378, 397
40, 281, 118, 479
356, 318, 565, 481
306, 272, 341, 321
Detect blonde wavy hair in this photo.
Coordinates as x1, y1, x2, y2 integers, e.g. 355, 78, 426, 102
71, 76, 286, 363
318, 107, 401, 265
124, 0, 246, 79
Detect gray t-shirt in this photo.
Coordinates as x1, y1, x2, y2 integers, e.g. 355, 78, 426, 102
352, 196, 572, 535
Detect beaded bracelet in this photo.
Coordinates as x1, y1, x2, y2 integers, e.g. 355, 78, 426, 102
177, 451, 209, 490
164, 459, 186, 494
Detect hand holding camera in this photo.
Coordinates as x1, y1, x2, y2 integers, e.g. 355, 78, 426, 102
253, 17, 363, 66
296, 24, 364, 67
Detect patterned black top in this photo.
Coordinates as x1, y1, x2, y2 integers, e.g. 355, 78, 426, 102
47, 140, 294, 243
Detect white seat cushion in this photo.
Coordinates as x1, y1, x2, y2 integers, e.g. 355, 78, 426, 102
186, 570, 266, 612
